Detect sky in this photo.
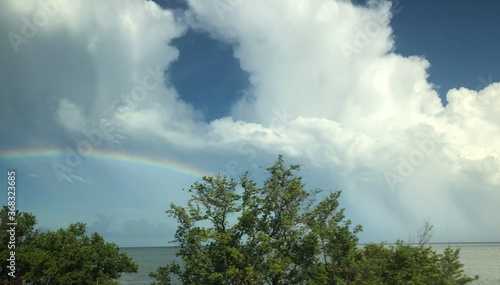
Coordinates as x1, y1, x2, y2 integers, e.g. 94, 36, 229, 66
0, 0, 499, 247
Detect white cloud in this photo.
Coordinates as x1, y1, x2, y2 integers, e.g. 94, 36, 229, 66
0, 0, 191, 144
55, 98, 87, 132
180, 0, 500, 241
1, 0, 499, 243
58, 172, 92, 184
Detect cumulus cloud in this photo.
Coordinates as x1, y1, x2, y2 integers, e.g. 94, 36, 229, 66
1, 0, 499, 243
122, 218, 174, 238
56, 98, 87, 132
88, 213, 116, 234
178, 0, 500, 241
0, 0, 192, 146
87, 214, 176, 246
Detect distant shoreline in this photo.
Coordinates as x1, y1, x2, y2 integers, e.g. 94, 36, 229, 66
120, 242, 500, 249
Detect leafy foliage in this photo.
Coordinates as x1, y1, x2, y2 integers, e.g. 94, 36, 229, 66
355, 241, 478, 285
0, 206, 38, 281
150, 156, 362, 285
23, 223, 138, 285
0, 207, 138, 284
151, 156, 478, 285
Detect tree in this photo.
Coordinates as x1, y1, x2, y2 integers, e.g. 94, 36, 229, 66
303, 191, 362, 284
151, 156, 479, 285
416, 219, 433, 247
354, 241, 478, 285
0, 207, 138, 284
407, 218, 434, 246
0, 206, 39, 282
23, 223, 138, 285
150, 156, 361, 285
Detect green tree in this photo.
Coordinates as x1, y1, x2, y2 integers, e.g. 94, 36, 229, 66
151, 156, 478, 285
150, 156, 361, 285
23, 222, 138, 285
0, 206, 39, 282
303, 191, 362, 284
0, 207, 138, 284
354, 241, 478, 285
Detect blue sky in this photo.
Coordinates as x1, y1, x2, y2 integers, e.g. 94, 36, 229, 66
390, 0, 500, 101
1, 0, 499, 247
164, 0, 500, 120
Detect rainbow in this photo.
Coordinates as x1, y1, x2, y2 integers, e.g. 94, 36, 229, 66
0, 148, 209, 179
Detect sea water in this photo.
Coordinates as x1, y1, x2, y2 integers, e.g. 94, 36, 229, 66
119, 247, 180, 285
432, 243, 500, 285
119, 243, 500, 285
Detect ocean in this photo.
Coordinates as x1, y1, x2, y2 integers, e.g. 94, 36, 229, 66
118, 243, 500, 285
